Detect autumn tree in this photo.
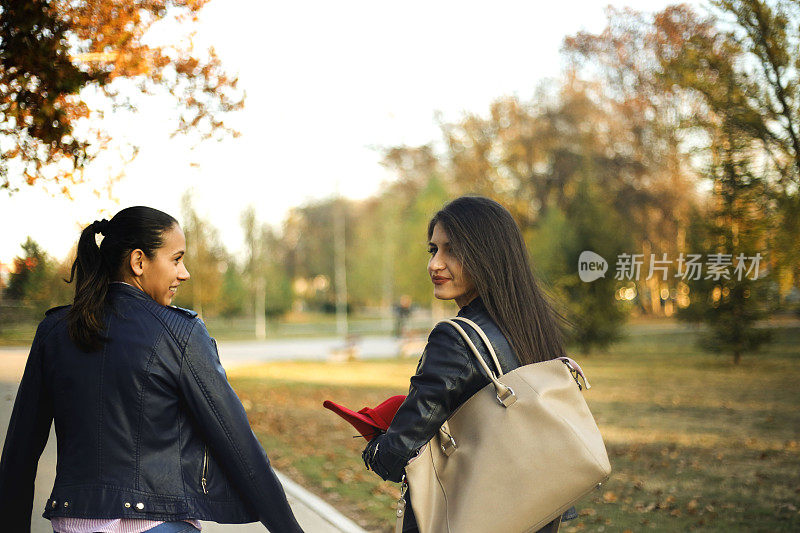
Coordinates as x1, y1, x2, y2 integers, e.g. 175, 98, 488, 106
241, 206, 292, 336
176, 191, 226, 317
379, 80, 654, 348
567, 2, 784, 361
4, 237, 71, 316
657, 4, 778, 363
345, 195, 392, 308
282, 199, 340, 311
562, 7, 706, 316
658, 0, 800, 301
376, 148, 453, 308
0, 0, 242, 193
568, 2, 797, 297
391, 176, 452, 306
280, 175, 451, 315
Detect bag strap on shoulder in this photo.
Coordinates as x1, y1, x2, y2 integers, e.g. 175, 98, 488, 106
451, 317, 504, 377
440, 319, 517, 407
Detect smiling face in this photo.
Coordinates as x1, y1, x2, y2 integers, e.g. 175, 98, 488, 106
135, 224, 190, 306
427, 222, 477, 308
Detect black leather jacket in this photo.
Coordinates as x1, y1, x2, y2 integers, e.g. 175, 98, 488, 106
366, 297, 521, 481
0, 283, 303, 532
365, 297, 577, 523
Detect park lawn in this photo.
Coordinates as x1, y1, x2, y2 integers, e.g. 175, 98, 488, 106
228, 325, 800, 532
0, 321, 40, 346
0, 313, 407, 344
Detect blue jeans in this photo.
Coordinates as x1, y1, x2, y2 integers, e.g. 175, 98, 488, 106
53, 521, 199, 533
147, 523, 200, 533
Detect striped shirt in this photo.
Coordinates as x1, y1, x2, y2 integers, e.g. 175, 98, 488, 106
50, 518, 202, 532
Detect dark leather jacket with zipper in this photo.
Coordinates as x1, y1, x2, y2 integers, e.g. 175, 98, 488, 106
0, 283, 303, 532
364, 296, 577, 524
365, 297, 521, 480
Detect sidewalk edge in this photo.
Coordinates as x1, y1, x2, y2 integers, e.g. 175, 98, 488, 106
274, 469, 367, 533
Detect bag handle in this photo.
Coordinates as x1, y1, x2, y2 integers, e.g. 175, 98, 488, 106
556, 356, 591, 389
441, 319, 517, 407
451, 317, 504, 377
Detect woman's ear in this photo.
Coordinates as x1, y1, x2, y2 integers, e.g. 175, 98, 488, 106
129, 249, 146, 277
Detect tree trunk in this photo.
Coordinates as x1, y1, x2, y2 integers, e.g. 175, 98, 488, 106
334, 198, 348, 337
254, 277, 266, 340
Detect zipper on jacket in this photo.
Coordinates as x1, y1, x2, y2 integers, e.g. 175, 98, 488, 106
201, 445, 209, 495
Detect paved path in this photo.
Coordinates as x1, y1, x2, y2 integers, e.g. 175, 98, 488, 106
214, 336, 404, 365
0, 354, 367, 533
1, 335, 412, 368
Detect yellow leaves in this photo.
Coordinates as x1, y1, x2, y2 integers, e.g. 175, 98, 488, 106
174, 57, 201, 76
371, 484, 396, 497
3, 0, 242, 192
229, 352, 800, 531
602, 491, 618, 503
227, 360, 417, 389
70, 51, 119, 63
636, 501, 656, 512
336, 469, 354, 483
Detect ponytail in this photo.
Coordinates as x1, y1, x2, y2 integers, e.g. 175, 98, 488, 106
66, 207, 178, 352
67, 220, 111, 351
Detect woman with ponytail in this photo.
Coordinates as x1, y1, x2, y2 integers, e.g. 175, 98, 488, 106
0, 207, 303, 533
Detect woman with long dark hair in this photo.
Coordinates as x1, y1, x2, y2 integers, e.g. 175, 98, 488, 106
362, 196, 577, 532
0, 206, 303, 533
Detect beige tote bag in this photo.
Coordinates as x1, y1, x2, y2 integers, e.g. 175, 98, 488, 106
396, 317, 611, 533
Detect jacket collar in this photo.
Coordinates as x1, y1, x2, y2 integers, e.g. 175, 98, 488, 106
108, 281, 152, 302
457, 295, 486, 317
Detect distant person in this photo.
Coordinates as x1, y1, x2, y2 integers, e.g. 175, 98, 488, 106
393, 294, 413, 338
0, 206, 303, 533
361, 196, 578, 532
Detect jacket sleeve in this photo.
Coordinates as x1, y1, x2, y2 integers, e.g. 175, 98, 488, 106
0, 322, 54, 531
365, 323, 480, 482
179, 320, 303, 533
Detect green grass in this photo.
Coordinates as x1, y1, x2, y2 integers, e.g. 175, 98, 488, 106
0, 321, 41, 346
0, 313, 430, 344
231, 379, 407, 531
228, 324, 800, 532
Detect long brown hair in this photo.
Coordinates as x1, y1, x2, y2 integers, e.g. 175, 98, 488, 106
428, 196, 569, 364
67, 206, 178, 352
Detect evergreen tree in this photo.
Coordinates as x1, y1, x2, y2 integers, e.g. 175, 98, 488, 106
218, 260, 247, 318
676, 125, 773, 364
530, 179, 631, 354
5, 237, 70, 316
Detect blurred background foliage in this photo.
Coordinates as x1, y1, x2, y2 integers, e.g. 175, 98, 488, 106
1, 0, 799, 363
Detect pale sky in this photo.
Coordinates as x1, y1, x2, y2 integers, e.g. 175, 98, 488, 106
0, 0, 706, 265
